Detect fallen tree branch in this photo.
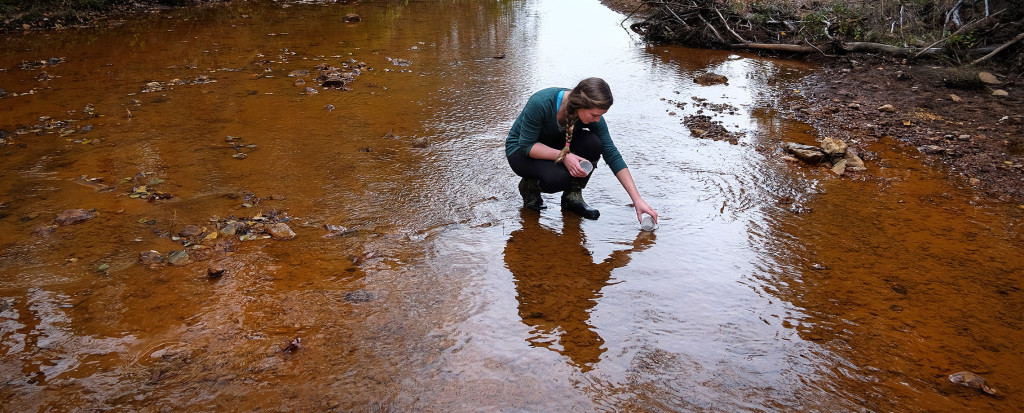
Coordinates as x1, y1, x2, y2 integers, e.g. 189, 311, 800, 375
660, 3, 691, 29
729, 42, 817, 53
714, 7, 747, 43
913, 10, 1005, 59
805, 39, 835, 57
729, 41, 947, 56
945, 0, 965, 28
841, 42, 923, 56
970, 31, 1024, 65
698, 13, 725, 44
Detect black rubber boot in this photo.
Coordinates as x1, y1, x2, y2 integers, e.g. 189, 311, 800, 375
561, 178, 599, 220
519, 177, 546, 210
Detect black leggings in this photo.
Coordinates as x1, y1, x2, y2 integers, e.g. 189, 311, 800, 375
506, 129, 602, 193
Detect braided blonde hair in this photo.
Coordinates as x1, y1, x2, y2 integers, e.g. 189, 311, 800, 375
555, 77, 613, 164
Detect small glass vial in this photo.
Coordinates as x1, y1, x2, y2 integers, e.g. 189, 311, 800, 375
640, 213, 656, 231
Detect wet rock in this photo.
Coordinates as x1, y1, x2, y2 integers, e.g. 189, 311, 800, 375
344, 289, 376, 303
694, 72, 728, 86
288, 69, 309, 77
54, 209, 96, 226
166, 250, 191, 266
918, 145, 945, 155
820, 137, 847, 157
207, 263, 226, 278
304, 87, 318, 95
343, 13, 361, 22
142, 81, 165, 93
322, 74, 347, 88
139, 250, 164, 265
411, 137, 430, 148
831, 159, 847, 175
266, 223, 295, 240
844, 150, 866, 172
783, 142, 826, 164
220, 222, 239, 236
294, 78, 306, 87
386, 57, 413, 67
33, 225, 56, 237
949, 371, 998, 395
178, 225, 203, 238
268, 194, 286, 201
36, 71, 53, 81
280, 337, 302, 353
877, 104, 896, 113
977, 71, 999, 85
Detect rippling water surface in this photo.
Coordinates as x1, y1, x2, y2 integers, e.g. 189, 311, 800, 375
0, 0, 1021, 411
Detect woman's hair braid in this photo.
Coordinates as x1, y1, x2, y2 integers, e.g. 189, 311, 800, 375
555, 77, 613, 164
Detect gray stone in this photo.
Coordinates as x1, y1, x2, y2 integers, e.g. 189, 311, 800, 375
139, 250, 164, 265
178, 225, 203, 238
167, 250, 191, 266
220, 222, 239, 236
783, 142, 826, 164
54, 209, 96, 226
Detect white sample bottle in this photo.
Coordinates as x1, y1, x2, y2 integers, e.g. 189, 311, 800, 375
640, 213, 656, 231
579, 160, 593, 175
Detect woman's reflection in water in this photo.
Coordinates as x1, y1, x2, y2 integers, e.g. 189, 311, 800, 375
503, 211, 655, 372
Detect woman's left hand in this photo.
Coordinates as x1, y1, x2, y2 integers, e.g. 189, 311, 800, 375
634, 200, 658, 224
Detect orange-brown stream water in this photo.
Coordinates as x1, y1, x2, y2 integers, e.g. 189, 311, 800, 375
1, 0, 1021, 411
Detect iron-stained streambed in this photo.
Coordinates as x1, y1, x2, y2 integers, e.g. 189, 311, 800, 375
0, 0, 1021, 411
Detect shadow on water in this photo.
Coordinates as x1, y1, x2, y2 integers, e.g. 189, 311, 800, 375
0, 0, 1021, 411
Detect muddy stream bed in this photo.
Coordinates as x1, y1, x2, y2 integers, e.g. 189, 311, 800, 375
1, 0, 1022, 411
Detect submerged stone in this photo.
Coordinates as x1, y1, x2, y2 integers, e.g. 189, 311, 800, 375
54, 209, 96, 226
267, 223, 296, 240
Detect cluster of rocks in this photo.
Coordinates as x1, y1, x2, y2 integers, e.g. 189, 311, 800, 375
683, 114, 744, 144
18, 57, 64, 70
30, 208, 97, 237
780, 57, 1023, 202
139, 210, 298, 272
2, 104, 99, 145
141, 75, 217, 93
783, 137, 866, 175
289, 59, 368, 92
127, 172, 173, 201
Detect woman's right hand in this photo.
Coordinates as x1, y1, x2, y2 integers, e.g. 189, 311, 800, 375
563, 153, 588, 178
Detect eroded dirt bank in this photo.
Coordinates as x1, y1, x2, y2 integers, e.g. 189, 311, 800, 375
784, 56, 1023, 204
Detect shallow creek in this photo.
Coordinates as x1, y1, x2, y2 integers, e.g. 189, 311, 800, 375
0, 0, 1021, 411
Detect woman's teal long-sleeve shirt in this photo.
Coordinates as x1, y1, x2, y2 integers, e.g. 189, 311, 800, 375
505, 87, 627, 173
